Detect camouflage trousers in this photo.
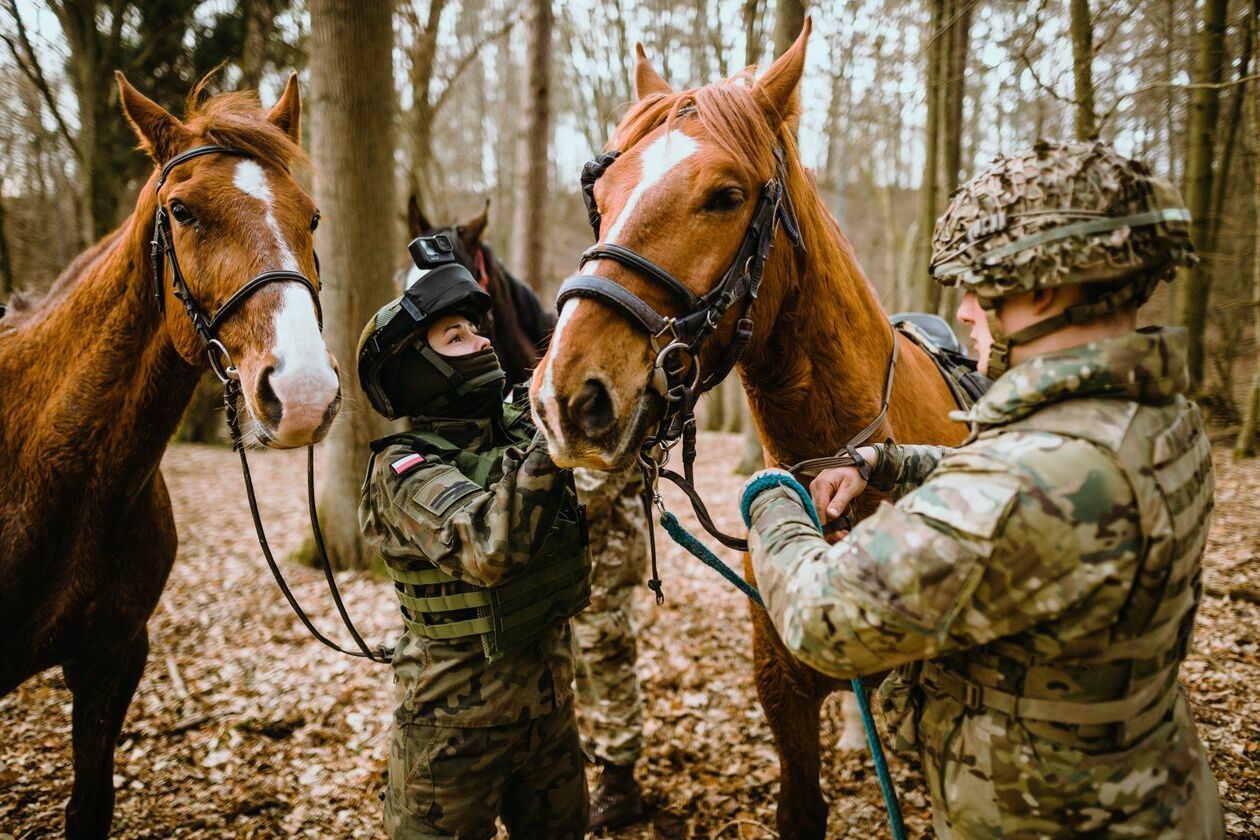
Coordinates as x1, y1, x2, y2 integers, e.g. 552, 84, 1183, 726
573, 467, 649, 767
384, 703, 588, 839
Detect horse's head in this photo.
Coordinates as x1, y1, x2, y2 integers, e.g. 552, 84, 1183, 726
398, 194, 491, 291
118, 72, 339, 449
530, 21, 811, 470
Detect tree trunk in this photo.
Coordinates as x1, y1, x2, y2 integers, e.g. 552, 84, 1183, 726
309, 0, 398, 570
406, 0, 448, 206
0, 193, 13, 296
743, 0, 762, 67
913, 0, 945, 312
508, 0, 553, 290
1236, 1, 1260, 459
1177, 0, 1230, 389
1070, 0, 1097, 141
736, 390, 765, 474
240, 0, 278, 90
772, 0, 805, 59
941, 0, 970, 195
1208, 5, 1254, 254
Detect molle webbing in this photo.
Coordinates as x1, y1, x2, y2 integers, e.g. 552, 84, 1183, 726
386, 518, 591, 661
931, 395, 1213, 749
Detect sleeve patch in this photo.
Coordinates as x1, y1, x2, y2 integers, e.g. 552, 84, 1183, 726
391, 453, 427, 477
410, 475, 480, 521
901, 471, 1020, 539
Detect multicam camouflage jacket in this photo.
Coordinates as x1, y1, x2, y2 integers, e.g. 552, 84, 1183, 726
359, 415, 577, 727
746, 328, 1224, 838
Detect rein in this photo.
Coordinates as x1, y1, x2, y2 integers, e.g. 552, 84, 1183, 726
154, 145, 390, 664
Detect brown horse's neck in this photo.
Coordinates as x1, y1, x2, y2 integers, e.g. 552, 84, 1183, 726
738, 201, 896, 467
6, 186, 200, 492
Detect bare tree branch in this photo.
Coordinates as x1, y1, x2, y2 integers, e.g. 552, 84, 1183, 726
3, 0, 79, 157
432, 14, 521, 114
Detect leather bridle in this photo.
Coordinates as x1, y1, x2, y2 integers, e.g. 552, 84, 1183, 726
560, 123, 902, 600
154, 145, 390, 663
558, 129, 808, 600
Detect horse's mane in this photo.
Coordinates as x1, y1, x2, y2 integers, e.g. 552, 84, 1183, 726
612, 71, 872, 315
181, 85, 307, 173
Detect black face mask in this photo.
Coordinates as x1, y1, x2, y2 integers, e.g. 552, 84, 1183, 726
380, 344, 506, 419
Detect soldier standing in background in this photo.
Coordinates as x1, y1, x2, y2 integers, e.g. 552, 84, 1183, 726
573, 467, 649, 829
740, 142, 1224, 838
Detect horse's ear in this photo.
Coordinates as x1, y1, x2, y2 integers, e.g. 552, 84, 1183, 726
407, 194, 432, 237
116, 71, 192, 164
753, 16, 811, 131
461, 200, 490, 247
634, 43, 672, 100
266, 72, 302, 143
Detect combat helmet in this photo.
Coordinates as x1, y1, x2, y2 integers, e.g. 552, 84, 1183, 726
929, 140, 1196, 376
357, 242, 496, 419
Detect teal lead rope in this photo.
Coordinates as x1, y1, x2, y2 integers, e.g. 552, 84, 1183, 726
657, 471, 907, 840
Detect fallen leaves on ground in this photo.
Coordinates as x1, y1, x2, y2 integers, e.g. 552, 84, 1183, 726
1, 434, 1257, 838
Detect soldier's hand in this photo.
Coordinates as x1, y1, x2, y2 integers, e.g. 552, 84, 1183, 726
810, 446, 876, 543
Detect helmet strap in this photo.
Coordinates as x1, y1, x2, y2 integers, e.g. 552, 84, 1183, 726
984, 276, 1151, 377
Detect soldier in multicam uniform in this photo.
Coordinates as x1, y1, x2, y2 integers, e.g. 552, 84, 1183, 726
740, 141, 1225, 838
572, 466, 649, 828
356, 247, 590, 839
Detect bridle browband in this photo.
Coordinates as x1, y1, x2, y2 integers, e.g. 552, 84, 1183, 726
154, 144, 390, 664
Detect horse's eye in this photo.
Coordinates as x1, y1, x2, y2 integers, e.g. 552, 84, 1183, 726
310, 211, 321, 232
704, 187, 745, 212
169, 200, 195, 225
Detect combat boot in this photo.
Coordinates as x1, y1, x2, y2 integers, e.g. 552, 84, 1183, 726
588, 761, 643, 831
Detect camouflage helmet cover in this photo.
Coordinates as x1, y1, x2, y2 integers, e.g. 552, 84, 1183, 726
929, 140, 1196, 304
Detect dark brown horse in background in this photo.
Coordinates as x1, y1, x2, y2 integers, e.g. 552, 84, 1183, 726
529, 22, 966, 838
399, 195, 555, 388
0, 74, 339, 837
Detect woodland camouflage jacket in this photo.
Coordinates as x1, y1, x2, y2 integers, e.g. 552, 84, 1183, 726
359, 418, 575, 727
746, 328, 1224, 838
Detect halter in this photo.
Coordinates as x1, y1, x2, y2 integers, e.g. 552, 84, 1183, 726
153, 144, 389, 664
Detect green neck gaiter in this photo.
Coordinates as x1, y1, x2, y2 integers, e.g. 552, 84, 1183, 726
379, 343, 506, 420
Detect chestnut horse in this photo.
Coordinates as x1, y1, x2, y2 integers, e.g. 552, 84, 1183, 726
529, 22, 966, 839
0, 74, 338, 837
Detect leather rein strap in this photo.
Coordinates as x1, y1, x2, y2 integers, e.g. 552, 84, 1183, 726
154, 145, 389, 664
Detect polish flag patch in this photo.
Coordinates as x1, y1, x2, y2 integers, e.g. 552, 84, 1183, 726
391, 453, 426, 477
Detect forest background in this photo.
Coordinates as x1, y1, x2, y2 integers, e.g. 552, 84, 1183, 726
1, 0, 1257, 568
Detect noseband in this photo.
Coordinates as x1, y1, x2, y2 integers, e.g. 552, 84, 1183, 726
150, 144, 322, 383
152, 144, 390, 664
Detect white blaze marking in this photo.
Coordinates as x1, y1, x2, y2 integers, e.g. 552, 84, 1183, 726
233, 160, 299, 271
539, 297, 581, 446
233, 160, 336, 416
602, 129, 699, 245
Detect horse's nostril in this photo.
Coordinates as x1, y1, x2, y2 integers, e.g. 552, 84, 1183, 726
256, 365, 283, 426
571, 378, 615, 436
